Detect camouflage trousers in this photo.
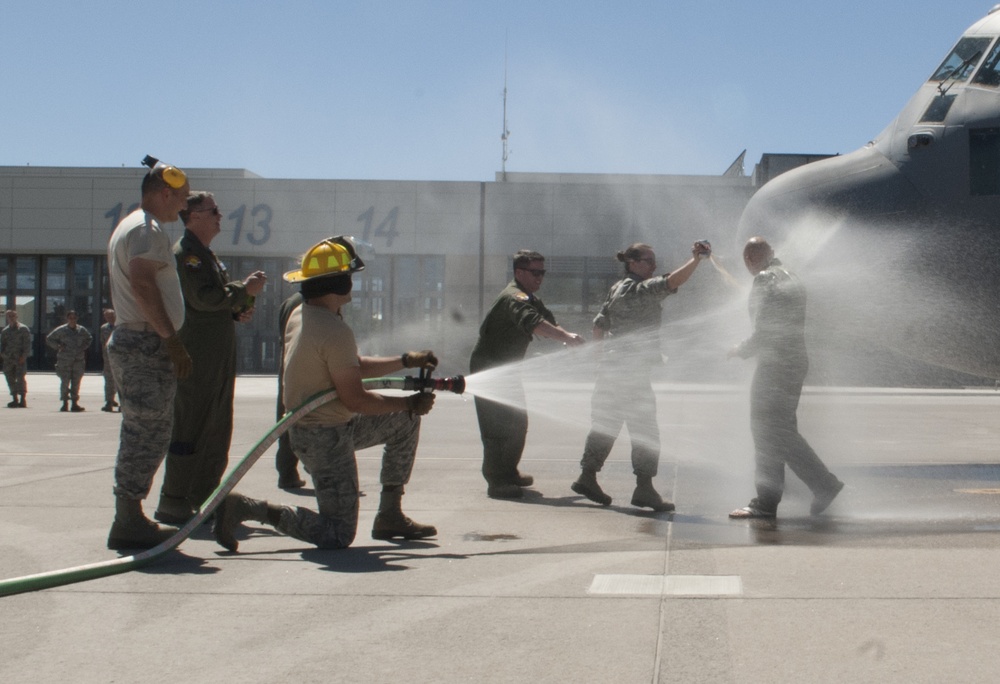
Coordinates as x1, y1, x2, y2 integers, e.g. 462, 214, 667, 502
580, 365, 660, 478
277, 411, 422, 549
108, 329, 176, 500
3, 360, 26, 397
103, 366, 117, 404
55, 358, 85, 402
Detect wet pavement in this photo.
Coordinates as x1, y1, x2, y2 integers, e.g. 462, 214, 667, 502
3, 374, 1000, 683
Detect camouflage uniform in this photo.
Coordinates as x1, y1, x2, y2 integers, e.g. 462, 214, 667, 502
159, 229, 252, 510
275, 412, 420, 548
469, 280, 556, 487
580, 272, 676, 477
734, 258, 841, 514
100, 321, 117, 406
107, 328, 176, 498
46, 323, 93, 403
1, 321, 31, 400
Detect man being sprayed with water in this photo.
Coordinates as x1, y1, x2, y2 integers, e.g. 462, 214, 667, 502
727, 237, 844, 520
571, 241, 711, 512
470, 249, 586, 499
213, 236, 439, 551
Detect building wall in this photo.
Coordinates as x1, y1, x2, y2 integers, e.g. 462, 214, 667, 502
0, 166, 755, 374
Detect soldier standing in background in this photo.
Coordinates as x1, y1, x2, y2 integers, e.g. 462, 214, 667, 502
1, 308, 31, 408
46, 310, 93, 412
100, 308, 119, 412
153, 191, 267, 525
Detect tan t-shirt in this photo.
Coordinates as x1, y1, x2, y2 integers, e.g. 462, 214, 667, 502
107, 209, 185, 331
282, 303, 359, 426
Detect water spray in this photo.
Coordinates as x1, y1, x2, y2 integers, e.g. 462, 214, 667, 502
0, 372, 464, 598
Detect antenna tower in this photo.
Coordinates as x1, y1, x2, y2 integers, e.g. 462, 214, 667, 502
501, 33, 510, 181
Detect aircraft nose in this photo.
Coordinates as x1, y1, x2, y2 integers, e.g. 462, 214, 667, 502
735, 146, 924, 258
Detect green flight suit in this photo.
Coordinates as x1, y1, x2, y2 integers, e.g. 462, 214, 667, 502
158, 230, 252, 513
469, 280, 556, 486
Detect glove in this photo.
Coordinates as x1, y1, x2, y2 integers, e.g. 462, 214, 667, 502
406, 392, 435, 417
165, 334, 193, 379
402, 350, 439, 369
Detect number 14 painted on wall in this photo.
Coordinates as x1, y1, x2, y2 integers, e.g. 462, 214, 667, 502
357, 206, 399, 247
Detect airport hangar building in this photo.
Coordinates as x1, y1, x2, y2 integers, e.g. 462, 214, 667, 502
0, 156, 812, 377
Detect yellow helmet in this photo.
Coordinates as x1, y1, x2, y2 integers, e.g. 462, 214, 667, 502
283, 236, 366, 282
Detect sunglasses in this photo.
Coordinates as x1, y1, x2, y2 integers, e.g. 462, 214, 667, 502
190, 206, 221, 216
518, 268, 546, 277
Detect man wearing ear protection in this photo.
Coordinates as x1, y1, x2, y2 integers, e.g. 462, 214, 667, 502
105, 157, 193, 550
213, 236, 440, 552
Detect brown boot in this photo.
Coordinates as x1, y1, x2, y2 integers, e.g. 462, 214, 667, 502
107, 497, 178, 550
213, 492, 269, 552
372, 486, 436, 540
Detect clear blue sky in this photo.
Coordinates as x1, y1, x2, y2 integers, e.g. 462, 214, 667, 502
0, 1, 995, 180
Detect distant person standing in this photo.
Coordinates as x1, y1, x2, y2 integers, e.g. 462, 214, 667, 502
100, 308, 119, 412
105, 156, 193, 550
1, 308, 31, 408
154, 191, 266, 525
727, 236, 844, 520
571, 241, 711, 512
46, 310, 93, 412
470, 249, 585, 499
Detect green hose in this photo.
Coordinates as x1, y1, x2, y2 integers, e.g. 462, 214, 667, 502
0, 377, 418, 598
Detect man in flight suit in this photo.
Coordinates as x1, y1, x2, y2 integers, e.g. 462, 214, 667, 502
470, 249, 585, 499
728, 237, 844, 520
154, 191, 267, 524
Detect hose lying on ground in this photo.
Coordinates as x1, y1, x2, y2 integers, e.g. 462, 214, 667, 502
0, 374, 464, 598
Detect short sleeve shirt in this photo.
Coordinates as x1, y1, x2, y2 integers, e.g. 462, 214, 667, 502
282, 303, 360, 426
108, 209, 185, 331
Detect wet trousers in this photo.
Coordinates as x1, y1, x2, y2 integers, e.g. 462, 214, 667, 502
580, 366, 660, 477
749, 358, 839, 513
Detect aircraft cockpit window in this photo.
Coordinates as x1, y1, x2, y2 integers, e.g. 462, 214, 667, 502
929, 37, 991, 83
972, 39, 1000, 86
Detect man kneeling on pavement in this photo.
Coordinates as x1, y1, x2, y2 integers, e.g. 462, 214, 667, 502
214, 236, 439, 551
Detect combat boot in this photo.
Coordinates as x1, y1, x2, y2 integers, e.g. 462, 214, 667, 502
101, 403, 114, 412
71, 402, 85, 412
60, 401, 68, 412
630, 475, 675, 512
6, 398, 17, 408
107, 497, 178, 550
372, 486, 436, 540
18, 395, 26, 408
154, 494, 197, 525
571, 468, 612, 506
213, 492, 270, 552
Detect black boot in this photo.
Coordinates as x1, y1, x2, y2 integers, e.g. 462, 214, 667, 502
631, 475, 675, 512
571, 468, 612, 506
107, 497, 178, 550
71, 401, 85, 412
372, 486, 436, 540
60, 401, 68, 412
18, 394, 26, 408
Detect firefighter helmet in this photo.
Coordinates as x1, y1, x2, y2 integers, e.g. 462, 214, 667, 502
283, 236, 366, 282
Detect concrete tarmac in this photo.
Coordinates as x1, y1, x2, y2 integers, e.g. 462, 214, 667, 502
3, 373, 1000, 683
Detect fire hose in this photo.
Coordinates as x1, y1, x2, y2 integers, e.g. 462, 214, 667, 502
0, 371, 465, 598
